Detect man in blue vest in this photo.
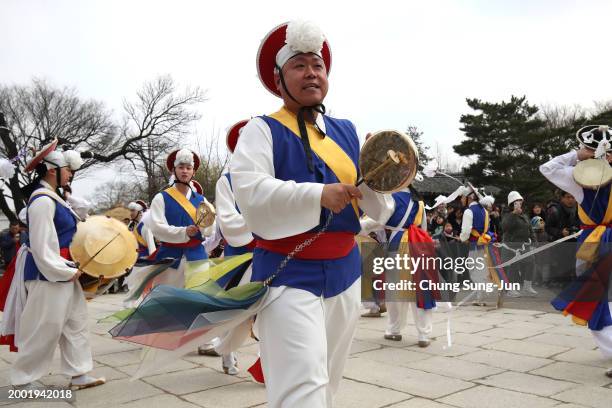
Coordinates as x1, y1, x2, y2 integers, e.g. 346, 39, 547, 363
230, 20, 396, 407
540, 125, 612, 379
145, 149, 214, 288
127, 200, 156, 259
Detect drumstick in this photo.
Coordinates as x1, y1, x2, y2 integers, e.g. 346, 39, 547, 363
356, 149, 405, 187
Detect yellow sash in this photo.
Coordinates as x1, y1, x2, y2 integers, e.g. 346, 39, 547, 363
414, 201, 425, 227
164, 186, 198, 224
470, 209, 492, 245
269, 107, 359, 216
133, 227, 147, 247
576, 191, 612, 262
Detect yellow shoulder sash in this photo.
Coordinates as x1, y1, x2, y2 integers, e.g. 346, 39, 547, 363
269, 107, 359, 216
164, 187, 197, 224
576, 190, 612, 261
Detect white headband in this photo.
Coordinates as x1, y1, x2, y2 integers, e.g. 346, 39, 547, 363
44, 150, 83, 171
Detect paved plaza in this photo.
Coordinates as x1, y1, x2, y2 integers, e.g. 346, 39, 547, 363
1, 293, 611, 408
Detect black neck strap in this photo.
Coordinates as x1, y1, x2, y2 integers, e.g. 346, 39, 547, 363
275, 64, 327, 174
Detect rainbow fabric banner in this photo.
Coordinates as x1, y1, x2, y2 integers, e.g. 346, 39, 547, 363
106, 253, 264, 377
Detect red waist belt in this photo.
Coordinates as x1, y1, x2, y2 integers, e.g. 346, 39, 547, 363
581, 224, 612, 229
59, 247, 72, 260
256, 232, 355, 260
161, 238, 202, 248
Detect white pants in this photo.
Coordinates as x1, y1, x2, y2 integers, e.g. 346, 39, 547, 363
385, 301, 432, 341
152, 257, 186, 288
11, 280, 92, 385
591, 302, 612, 360
468, 248, 489, 302
257, 279, 361, 408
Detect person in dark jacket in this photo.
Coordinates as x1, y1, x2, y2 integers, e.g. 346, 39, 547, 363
501, 191, 537, 297
545, 190, 580, 285
0, 222, 24, 269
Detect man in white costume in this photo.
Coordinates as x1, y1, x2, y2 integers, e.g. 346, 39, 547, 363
145, 149, 214, 288
9, 140, 105, 389
540, 124, 612, 379
230, 21, 398, 407
457, 185, 498, 306
377, 188, 434, 347
213, 120, 257, 376
127, 200, 156, 258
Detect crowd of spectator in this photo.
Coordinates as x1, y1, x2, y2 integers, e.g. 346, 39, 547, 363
426, 189, 581, 297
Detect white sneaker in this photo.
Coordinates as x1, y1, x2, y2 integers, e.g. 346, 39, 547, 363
506, 290, 522, 298
70, 374, 106, 390
222, 353, 239, 375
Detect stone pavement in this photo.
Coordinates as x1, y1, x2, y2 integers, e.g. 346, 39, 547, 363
1, 293, 611, 408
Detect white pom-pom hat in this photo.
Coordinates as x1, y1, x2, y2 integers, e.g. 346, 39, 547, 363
257, 20, 332, 97
25, 139, 83, 172
166, 149, 200, 171
226, 119, 249, 153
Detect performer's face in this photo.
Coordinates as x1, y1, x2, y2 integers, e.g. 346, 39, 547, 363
175, 164, 194, 183
276, 53, 328, 109
130, 209, 139, 220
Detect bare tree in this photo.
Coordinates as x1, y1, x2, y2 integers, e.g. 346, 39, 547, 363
539, 103, 586, 130
90, 180, 141, 212
405, 125, 431, 167
0, 79, 116, 221
194, 129, 230, 201
116, 75, 206, 200
0, 76, 205, 221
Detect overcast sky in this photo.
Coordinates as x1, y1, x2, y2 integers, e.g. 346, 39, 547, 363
2, 0, 612, 198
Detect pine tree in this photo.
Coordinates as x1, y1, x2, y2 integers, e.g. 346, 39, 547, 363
453, 95, 550, 202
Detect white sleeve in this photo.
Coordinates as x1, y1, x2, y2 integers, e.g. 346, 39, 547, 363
359, 216, 382, 236
141, 224, 157, 255
460, 208, 473, 242
539, 150, 584, 203
66, 195, 91, 219
202, 222, 222, 253
215, 176, 254, 247
357, 184, 396, 227
230, 118, 324, 240
27, 197, 78, 282
146, 193, 190, 243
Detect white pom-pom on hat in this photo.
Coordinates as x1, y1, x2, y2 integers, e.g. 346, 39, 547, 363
275, 20, 325, 68
286, 20, 324, 54
174, 148, 195, 168
63, 150, 84, 171
0, 159, 16, 179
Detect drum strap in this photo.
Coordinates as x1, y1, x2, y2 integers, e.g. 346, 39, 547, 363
269, 107, 359, 216
163, 186, 198, 224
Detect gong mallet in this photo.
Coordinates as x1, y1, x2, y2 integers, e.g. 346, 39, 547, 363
356, 149, 408, 187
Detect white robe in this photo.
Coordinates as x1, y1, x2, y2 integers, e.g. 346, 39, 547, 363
10, 181, 92, 385
460, 202, 490, 302
230, 115, 394, 407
